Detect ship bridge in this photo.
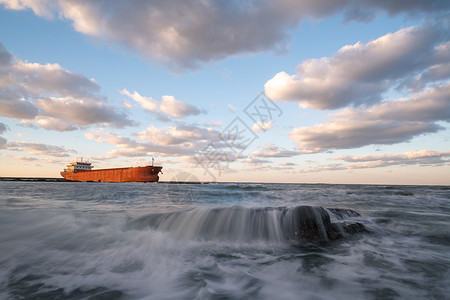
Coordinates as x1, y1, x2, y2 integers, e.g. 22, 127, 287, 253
64, 160, 94, 172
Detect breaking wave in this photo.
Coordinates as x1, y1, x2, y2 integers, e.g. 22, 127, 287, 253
126, 205, 367, 244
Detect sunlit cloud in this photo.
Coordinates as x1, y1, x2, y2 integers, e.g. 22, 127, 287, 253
295, 150, 450, 173
33, 116, 78, 132
252, 121, 274, 133
2, 0, 447, 70
0, 43, 135, 130
290, 83, 450, 153
35, 97, 134, 128
204, 120, 222, 127
242, 157, 271, 164
6, 141, 77, 157
265, 25, 449, 109
251, 143, 298, 158
85, 123, 224, 159
136, 124, 221, 147
121, 89, 204, 121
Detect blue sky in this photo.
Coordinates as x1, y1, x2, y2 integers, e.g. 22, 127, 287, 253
0, 0, 449, 184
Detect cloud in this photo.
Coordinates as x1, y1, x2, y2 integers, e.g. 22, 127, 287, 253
0, 0, 57, 18
228, 104, 237, 113
2, 154, 38, 162
85, 123, 223, 159
205, 120, 222, 127
252, 121, 274, 133
161, 95, 204, 117
265, 24, 449, 109
7, 141, 77, 157
85, 130, 185, 158
35, 97, 134, 128
12, 60, 100, 98
296, 150, 450, 173
290, 83, 450, 153
251, 142, 298, 158
0, 91, 40, 119
136, 124, 220, 146
121, 89, 203, 120
0, 136, 6, 149
2, 154, 64, 164
0, 122, 9, 134
33, 116, 78, 131
2, 0, 448, 70
0, 42, 134, 130
242, 157, 271, 164
334, 150, 450, 166
122, 100, 132, 110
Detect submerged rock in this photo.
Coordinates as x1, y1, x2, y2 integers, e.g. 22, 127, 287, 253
290, 206, 367, 244
127, 205, 367, 245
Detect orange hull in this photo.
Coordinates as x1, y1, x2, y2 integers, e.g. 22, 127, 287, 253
60, 166, 162, 182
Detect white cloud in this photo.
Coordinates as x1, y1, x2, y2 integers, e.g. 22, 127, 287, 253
12, 60, 100, 98
7, 141, 77, 157
0, 42, 134, 130
265, 25, 449, 109
2, 154, 65, 164
3, 0, 447, 70
228, 104, 236, 113
35, 96, 134, 128
251, 142, 298, 158
296, 150, 450, 173
136, 123, 220, 146
85, 123, 223, 159
160, 95, 203, 117
33, 116, 78, 131
205, 120, 222, 127
120, 90, 158, 112
3, 154, 38, 162
85, 130, 185, 158
334, 150, 450, 166
0, 0, 56, 18
290, 83, 450, 153
242, 157, 271, 164
252, 121, 274, 133
121, 89, 203, 120
122, 100, 132, 109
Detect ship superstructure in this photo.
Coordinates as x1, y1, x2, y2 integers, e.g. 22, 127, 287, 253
63, 160, 94, 172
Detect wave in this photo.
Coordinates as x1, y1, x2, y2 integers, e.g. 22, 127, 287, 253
126, 205, 366, 244
220, 184, 268, 191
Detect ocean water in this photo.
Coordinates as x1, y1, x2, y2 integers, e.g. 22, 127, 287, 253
0, 181, 449, 300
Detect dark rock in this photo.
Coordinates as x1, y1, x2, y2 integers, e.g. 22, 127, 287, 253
327, 208, 361, 219
342, 222, 366, 235
290, 206, 367, 244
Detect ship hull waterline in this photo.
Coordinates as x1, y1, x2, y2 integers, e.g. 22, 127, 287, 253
60, 166, 162, 183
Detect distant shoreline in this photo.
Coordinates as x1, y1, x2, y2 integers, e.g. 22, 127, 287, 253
0, 177, 67, 182
0, 177, 205, 184
0, 177, 448, 186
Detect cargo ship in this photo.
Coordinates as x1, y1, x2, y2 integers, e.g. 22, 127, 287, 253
60, 159, 162, 182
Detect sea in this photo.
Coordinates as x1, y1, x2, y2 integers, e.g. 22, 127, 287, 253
0, 181, 449, 300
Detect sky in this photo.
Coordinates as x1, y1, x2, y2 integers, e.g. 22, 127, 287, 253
0, 0, 449, 185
